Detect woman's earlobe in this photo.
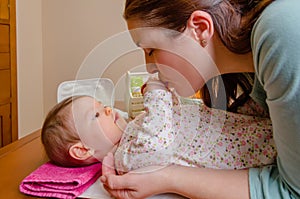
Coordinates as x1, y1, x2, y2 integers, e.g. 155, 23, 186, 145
201, 39, 208, 47
187, 10, 214, 47
69, 142, 94, 160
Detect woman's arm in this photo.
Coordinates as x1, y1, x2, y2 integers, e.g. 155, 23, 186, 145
250, 0, 300, 198
101, 153, 250, 199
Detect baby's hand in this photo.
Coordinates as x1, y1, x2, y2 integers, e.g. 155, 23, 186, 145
141, 78, 167, 94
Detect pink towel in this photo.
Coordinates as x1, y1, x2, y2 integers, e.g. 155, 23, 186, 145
19, 161, 102, 199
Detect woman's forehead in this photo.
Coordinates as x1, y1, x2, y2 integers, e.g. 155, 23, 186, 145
128, 28, 179, 52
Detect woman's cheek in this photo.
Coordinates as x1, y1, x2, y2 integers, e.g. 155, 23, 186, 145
155, 52, 203, 96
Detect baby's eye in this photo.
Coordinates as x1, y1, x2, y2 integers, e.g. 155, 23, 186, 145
95, 112, 100, 118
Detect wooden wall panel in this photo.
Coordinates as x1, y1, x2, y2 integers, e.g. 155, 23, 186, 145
0, 0, 9, 21
0, 103, 11, 147
0, 24, 9, 52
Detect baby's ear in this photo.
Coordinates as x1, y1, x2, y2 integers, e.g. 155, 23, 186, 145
69, 142, 94, 160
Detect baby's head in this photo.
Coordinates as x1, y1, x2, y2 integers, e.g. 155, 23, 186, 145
41, 95, 125, 167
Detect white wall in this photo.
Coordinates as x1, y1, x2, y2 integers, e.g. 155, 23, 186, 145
17, 0, 44, 138
17, 0, 145, 138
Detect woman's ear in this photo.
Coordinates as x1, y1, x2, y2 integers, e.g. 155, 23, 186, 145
69, 142, 94, 160
186, 10, 214, 47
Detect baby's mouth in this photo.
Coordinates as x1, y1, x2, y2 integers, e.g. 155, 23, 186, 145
114, 111, 127, 132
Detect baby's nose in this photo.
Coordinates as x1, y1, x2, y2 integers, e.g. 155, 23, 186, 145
104, 107, 112, 115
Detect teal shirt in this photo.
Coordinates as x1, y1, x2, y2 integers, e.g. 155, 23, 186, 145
250, 0, 300, 198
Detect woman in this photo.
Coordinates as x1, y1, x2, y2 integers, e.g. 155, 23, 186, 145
100, 0, 300, 198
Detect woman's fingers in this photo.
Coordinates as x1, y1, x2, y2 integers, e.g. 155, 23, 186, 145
102, 174, 140, 199
103, 183, 135, 199
103, 173, 133, 189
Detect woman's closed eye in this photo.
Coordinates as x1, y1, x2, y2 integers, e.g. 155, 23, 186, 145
145, 48, 154, 56
148, 49, 154, 56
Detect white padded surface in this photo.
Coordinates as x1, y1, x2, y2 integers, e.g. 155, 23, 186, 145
57, 78, 115, 107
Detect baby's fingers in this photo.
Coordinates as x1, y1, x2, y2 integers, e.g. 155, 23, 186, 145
102, 152, 116, 175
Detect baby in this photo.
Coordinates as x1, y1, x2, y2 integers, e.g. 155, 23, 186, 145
41, 79, 276, 173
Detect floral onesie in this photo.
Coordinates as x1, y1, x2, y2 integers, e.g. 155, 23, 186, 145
114, 89, 276, 173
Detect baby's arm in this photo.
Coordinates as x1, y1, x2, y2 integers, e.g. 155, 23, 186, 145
114, 87, 176, 173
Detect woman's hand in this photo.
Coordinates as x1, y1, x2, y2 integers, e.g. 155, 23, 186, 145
100, 153, 170, 199
100, 153, 250, 199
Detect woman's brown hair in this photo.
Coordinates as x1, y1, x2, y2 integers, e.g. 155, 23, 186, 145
124, 0, 274, 110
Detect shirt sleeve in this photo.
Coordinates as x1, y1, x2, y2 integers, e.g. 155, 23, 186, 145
114, 89, 176, 173
250, 0, 300, 198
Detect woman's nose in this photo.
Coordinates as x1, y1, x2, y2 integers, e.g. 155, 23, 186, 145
145, 52, 158, 74
146, 63, 158, 74
104, 107, 112, 115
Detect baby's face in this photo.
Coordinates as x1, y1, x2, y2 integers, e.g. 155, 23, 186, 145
70, 96, 124, 160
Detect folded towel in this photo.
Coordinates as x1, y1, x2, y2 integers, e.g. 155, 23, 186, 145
19, 161, 102, 199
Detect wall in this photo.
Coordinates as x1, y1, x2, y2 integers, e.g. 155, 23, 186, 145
17, 0, 145, 138
17, 0, 44, 138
